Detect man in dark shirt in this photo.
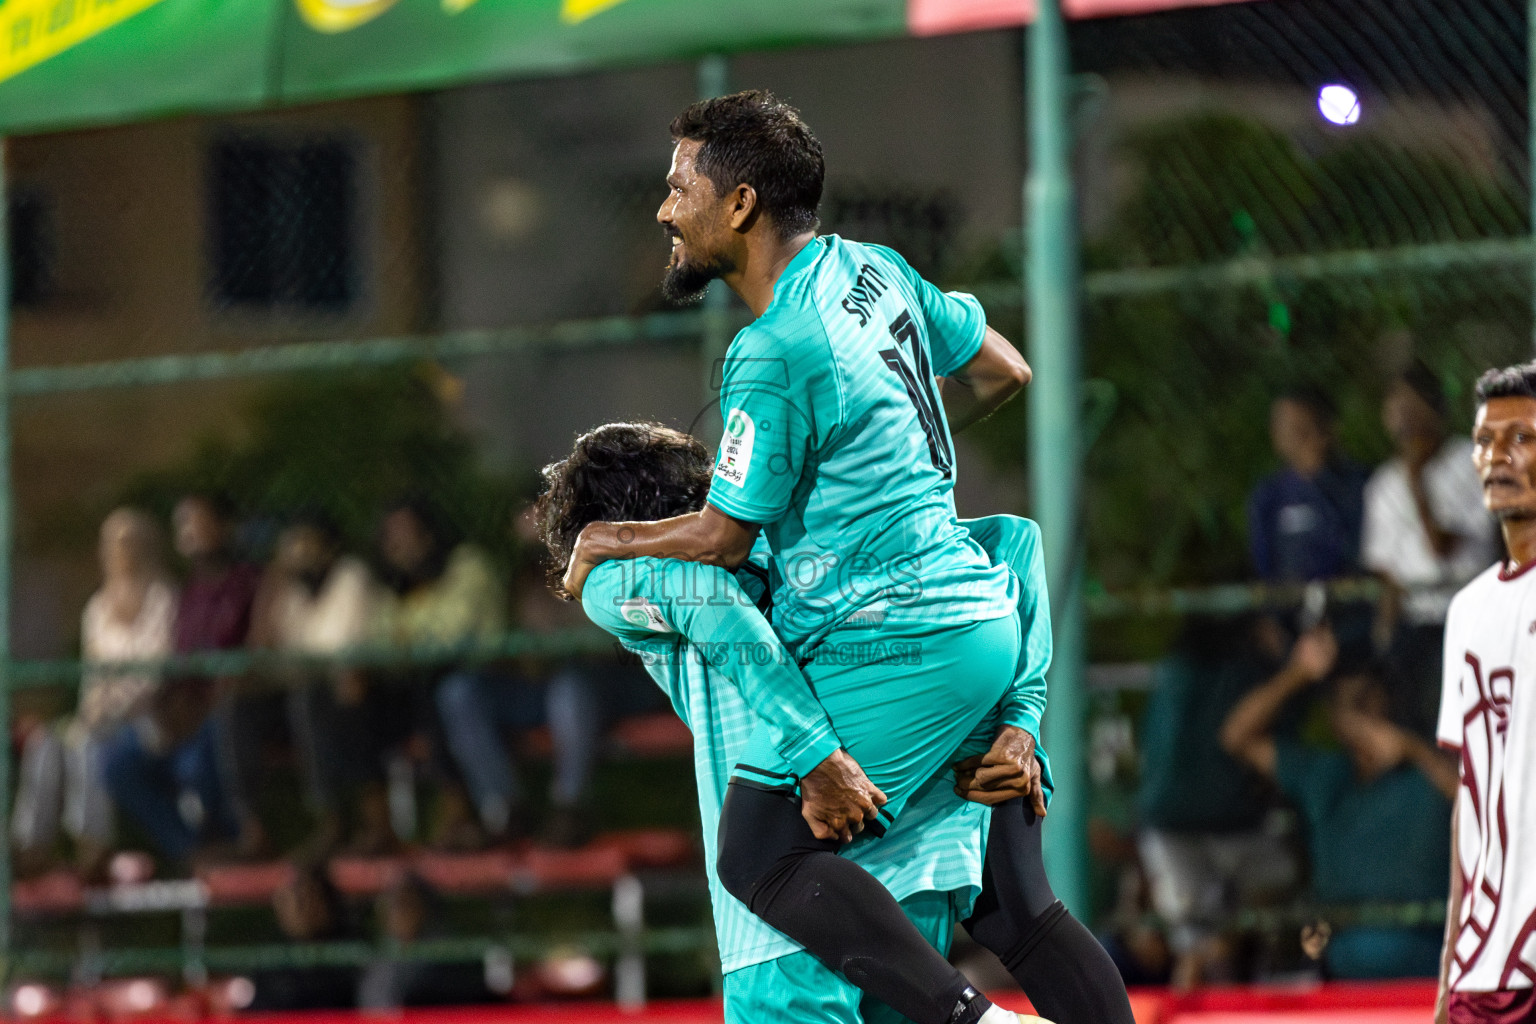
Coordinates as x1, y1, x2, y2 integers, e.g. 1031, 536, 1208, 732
1137, 615, 1298, 986
1222, 629, 1455, 979
104, 494, 261, 868
1248, 390, 1368, 583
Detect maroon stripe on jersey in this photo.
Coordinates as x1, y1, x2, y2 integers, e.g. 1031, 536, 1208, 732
1500, 909, 1536, 990
1456, 651, 1512, 982
1497, 558, 1536, 582
1449, 988, 1536, 1024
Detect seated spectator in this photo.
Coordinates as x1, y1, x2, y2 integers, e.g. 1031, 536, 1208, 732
373, 498, 506, 849
1363, 361, 1497, 733
12, 508, 177, 879
1221, 625, 1455, 980
1137, 614, 1299, 988
250, 511, 392, 857
373, 498, 600, 849
1248, 389, 1369, 583
104, 493, 261, 870
242, 863, 360, 1011
357, 873, 495, 1009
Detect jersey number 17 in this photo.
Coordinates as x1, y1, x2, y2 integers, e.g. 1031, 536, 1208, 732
880, 310, 954, 480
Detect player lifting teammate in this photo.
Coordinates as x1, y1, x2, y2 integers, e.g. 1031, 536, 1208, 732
561, 92, 1132, 1024
1436, 361, 1536, 1023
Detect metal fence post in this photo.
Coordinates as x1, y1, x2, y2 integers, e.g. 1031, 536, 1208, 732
1026, 0, 1090, 917
0, 136, 13, 966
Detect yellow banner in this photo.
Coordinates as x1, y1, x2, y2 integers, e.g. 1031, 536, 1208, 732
1, 0, 168, 83
560, 0, 631, 23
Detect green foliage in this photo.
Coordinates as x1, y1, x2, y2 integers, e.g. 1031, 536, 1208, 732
966, 110, 1531, 589
1110, 115, 1319, 265
119, 366, 523, 566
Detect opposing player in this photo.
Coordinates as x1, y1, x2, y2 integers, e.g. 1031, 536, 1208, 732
1436, 361, 1536, 1023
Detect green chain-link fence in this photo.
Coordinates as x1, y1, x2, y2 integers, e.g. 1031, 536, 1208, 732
2, 0, 1531, 1003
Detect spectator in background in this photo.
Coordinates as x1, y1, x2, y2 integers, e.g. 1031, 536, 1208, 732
1248, 389, 1368, 583
1363, 362, 1497, 734
104, 493, 260, 870
432, 507, 614, 849
240, 863, 360, 1011
374, 498, 604, 850
357, 872, 496, 1009
1137, 614, 1299, 988
373, 498, 505, 850
250, 512, 393, 858
1221, 626, 1455, 980
12, 508, 177, 879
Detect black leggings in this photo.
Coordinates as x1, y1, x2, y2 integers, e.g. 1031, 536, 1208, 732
964, 797, 1136, 1024
717, 783, 1136, 1024
717, 782, 990, 1024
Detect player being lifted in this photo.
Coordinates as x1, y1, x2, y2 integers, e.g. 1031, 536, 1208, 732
1436, 361, 1536, 1023
562, 93, 1132, 1024
538, 421, 1049, 1023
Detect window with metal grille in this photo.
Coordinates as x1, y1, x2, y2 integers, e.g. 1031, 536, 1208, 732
824, 185, 957, 279
7, 190, 52, 309
208, 136, 357, 312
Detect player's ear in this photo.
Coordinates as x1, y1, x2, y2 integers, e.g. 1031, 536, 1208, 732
728, 184, 758, 231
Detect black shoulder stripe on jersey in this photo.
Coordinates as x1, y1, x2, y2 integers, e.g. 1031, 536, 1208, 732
734, 762, 795, 781
728, 777, 798, 796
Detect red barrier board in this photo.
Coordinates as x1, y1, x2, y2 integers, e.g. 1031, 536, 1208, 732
24, 980, 1437, 1023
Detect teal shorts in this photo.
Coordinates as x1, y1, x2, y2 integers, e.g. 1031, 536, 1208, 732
722, 890, 958, 1024
732, 614, 1021, 834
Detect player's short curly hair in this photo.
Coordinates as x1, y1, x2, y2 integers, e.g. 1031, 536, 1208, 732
670, 89, 823, 240
535, 422, 713, 597
1475, 360, 1536, 406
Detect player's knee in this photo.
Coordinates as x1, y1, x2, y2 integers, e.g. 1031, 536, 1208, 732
715, 815, 770, 906
995, 899, 1068, 973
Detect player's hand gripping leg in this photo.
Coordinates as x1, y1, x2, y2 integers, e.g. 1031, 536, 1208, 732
953, 726, 1047, 817
799, 748, 887, 842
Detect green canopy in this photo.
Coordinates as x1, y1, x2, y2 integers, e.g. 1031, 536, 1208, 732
0, 0, 1260, 135
0, 0, 907, 135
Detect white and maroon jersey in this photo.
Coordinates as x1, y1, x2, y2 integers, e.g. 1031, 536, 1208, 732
1440, 559, 1536, 993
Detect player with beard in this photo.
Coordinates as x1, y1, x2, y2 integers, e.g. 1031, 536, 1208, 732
1435, 362, 1536, 1023
560, 92, 1131, 1024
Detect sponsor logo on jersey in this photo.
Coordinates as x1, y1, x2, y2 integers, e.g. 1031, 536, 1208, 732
715, 408, 755, 488
620, 597, 670, 633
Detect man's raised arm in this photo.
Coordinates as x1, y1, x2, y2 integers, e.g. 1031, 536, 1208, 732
563, 503, 758, 600
938, 326, 1030, 434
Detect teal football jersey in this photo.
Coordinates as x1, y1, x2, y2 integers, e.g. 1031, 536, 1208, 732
707, 235, 1015, 654
581, 551, 988, 974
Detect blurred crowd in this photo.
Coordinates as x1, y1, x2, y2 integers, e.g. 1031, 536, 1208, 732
10, 493, 661, 886
1096, 360, 1489, 989
7, 359, 1491, 1003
